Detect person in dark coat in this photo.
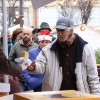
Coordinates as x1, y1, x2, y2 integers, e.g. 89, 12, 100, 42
0, 48, 22, 76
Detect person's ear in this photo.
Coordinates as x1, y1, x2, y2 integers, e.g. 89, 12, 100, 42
70, 29, 73, 35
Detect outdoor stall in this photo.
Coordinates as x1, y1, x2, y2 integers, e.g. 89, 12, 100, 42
14, 90, 100, 100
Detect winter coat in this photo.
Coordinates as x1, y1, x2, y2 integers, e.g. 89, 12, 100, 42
29, 34, 100, 96
0, 49, 22, 76
9, 39, 38, 61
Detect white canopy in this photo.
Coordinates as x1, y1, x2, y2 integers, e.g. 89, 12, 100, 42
74, 24, 100, 50
8, 24, 33, 35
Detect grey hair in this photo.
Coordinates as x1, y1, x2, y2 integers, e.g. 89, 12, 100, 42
67, 27, 73, 32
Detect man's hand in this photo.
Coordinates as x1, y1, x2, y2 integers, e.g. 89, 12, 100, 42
27, 61, 35, 71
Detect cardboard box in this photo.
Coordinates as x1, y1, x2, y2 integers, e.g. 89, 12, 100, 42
14, 90, 100, 100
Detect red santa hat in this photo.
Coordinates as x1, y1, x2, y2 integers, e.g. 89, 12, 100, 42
38, 30, 52, 42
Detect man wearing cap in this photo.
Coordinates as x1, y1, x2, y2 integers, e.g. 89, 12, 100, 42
26, 17, 100, 96
21, 30, 52, 91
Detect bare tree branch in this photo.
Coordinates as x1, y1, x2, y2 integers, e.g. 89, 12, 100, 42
57, 0, 97, 24
7, 0, 18, 26
77, 0, 97, 24
57, 0, 75, 18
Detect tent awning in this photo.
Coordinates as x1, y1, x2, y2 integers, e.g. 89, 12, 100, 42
31, 0, 56, 10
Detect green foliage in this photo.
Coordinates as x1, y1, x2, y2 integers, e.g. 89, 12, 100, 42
95, 48, 100, 64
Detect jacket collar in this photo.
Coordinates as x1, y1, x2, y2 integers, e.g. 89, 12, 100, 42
51, 34, 88, 66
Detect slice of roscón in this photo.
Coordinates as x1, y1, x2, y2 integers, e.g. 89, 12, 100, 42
22, 51, 29, 58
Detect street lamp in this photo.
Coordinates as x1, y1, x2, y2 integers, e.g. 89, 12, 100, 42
73, 0, 76, 6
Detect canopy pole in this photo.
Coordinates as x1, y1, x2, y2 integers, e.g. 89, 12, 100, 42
2, 0, 9, 91
20, 0, 24, 27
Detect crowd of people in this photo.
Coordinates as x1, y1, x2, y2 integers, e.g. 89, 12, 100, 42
0, 17, 100, 96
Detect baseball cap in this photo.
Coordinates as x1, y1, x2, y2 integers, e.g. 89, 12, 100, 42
39, 22, 51, 31
55, 17, 74, 29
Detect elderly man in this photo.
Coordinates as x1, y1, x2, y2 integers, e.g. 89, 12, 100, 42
9, 28, 38, 92
27, 17, 100, 96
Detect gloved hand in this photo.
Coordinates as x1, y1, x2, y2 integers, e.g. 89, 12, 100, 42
27, 61, 35, 71
15, 57, 32, 71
